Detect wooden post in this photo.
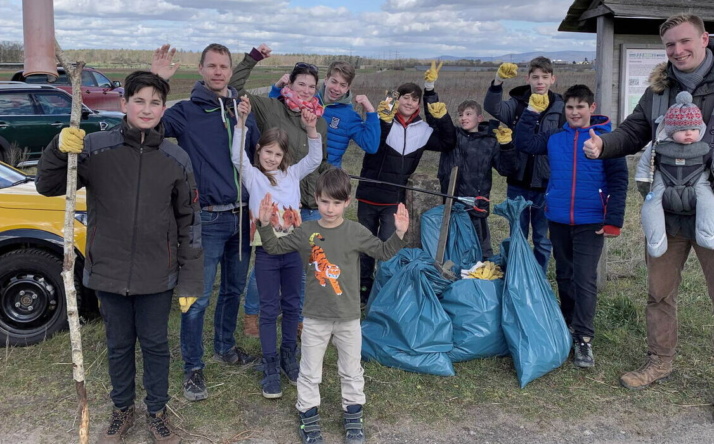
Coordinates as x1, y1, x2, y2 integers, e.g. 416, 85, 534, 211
55, 40, 89, 444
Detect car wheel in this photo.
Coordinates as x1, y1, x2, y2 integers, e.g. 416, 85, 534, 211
0, 249, 74, 346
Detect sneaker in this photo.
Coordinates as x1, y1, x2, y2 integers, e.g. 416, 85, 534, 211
620, 353, 673, 390
183, 369, 208, 402
243, 314, 259, 338
97, 405, 135, 444
298, 407, 324, 444
344, 404, 365, 444
280, 344, 300, 386
213, 346, 258, 366
261, 356, 283, 399
573, 337, 594, 368
146, 408, 181, 443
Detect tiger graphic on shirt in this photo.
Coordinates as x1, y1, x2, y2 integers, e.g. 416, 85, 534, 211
308, 233, 342, 295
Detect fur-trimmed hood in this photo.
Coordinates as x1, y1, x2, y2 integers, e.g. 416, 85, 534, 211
648, 40, 714, 93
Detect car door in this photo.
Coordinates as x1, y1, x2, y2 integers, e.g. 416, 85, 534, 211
81, 70, 122, 111
0, 92, 48, 156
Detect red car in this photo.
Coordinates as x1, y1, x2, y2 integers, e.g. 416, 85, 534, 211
11, 66, 124, 112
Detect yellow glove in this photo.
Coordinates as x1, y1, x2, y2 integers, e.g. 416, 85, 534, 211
58, 127, 86, 154
427, 102, 447, 119
424, 60, 443, 90
466, 262, 504, 280
179, 297, 197, 313
496, 63, 518, 82
527, 93, 549, 113
377, 99, 399, 123
493, 127, 513, 144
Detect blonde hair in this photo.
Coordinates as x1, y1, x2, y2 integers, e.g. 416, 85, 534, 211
660, 14, 706, 37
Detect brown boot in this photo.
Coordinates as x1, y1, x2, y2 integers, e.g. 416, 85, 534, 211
620, 354, 673, 390
146, 408, 181, 443
97, 405, 134, 443
243, 314, 259, 338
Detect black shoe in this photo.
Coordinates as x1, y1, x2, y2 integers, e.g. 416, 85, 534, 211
213, 346, 258, 366
183, 369, 208, 401
344, 404, 365, 444
298, 407, 324, 444
280, 344, 300, 386
261, 356, 283, 399
573, 337, 594, 368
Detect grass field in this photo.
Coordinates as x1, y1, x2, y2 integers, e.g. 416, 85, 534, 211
1, 67, 713, 443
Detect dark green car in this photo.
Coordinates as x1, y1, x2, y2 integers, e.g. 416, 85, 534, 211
0, 81, 124, 164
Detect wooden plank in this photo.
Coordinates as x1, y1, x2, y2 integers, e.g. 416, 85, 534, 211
595, 15, 615, 118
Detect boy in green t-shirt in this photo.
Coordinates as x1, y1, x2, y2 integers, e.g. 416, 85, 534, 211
257, 168, 409, 444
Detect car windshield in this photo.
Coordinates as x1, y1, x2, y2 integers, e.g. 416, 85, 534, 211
0, 163, 29, 188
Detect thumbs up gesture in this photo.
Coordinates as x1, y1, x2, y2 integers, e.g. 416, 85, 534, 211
583, 128, 603, 158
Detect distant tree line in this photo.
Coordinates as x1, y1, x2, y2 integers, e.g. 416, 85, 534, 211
0, 41, 23, 63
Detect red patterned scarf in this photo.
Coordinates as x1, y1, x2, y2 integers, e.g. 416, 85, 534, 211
280, 86, 324, 116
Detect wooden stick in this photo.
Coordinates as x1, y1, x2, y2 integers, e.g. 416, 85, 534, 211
55, 38, 89, 444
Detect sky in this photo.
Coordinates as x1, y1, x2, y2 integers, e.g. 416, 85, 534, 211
0, 0, 596, 59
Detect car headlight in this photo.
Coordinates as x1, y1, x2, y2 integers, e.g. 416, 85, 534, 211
74, 211, 88, 225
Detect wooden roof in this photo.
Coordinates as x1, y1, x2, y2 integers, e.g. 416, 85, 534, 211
559, 0, 714, 34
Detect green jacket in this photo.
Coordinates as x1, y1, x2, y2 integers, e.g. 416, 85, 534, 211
230, 53, 328, 210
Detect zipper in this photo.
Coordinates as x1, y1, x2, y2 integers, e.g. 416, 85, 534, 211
598, 188, 609, 223
570, 132, 579, 224
126, 143, 144, 295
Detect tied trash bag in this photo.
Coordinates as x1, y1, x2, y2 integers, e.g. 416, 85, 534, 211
362, 260, 455, 376
494, 197, 571, 388
421, 203, 482, 272
367, 248, 434, 308
442, 278, 509, 362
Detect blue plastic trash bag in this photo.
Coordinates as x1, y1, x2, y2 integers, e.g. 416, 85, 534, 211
494, 197, 571, 388
421, 203, 482, 272
362, 260, 455, 376
442, 278, 509, 362
368, 248, 434, 307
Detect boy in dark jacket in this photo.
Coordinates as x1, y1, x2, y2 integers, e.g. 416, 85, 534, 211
426, 68, 517, 257
36, 71, 203, 443
515, 84, 628, 369
355, 81, 456, 303
484, 56, 565, 273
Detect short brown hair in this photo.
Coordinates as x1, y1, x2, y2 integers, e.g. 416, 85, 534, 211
660, 13, 706, 37
528, 56, 554, 75
458, 100, 482, 115
315, 168, 351, 201
327, 61, 356, 85
200, 43, 232, 67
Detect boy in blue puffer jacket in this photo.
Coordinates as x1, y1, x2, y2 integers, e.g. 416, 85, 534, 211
514, 84, 628, 369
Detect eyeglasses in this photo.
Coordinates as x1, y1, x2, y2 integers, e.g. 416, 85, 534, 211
293, 62, 318, 76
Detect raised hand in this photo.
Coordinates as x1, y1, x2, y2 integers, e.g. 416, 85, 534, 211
258, 193, 274, 226
583, 129, 603, 158
151, 44, 180, 80
424, 60, 443, 90
427, 102, 447, 119
257, 43, 272, 58
377, 99, 398, 123
354, 94, 375, 113
495, 63, 518, 83
394, 203, 410, 238
493, 126, 513, 144
301, 108, 317, 130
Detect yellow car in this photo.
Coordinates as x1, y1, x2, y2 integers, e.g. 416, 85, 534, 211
0, 161, 90, 346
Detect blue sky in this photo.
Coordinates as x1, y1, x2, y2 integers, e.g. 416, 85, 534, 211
0, 0, 596, 58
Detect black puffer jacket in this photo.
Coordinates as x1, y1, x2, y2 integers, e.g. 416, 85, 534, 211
484, 83, 564, 189
36, 122, 203, 297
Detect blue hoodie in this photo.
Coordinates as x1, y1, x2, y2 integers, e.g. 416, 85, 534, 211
515, 110, 628, 227
163, 81, 259, 208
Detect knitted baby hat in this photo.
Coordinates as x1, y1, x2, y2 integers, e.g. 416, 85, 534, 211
664, 91, 704, 137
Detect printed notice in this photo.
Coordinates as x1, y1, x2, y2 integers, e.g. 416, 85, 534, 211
621, 47, 667, 121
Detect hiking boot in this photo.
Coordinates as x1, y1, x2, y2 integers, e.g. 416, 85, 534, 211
183, 369, 208, 402
213, 346, 258, 366
297, 322, 304, 340
620, 353, 673, 390
573, 337, 594, 368
261, 356, 283, 399
280, 344, 300, 386
243, 314, 259, 338
146, 408, 181, 443
97, 405, 134, 443
298, 407, 324, 444
343, 404, 365, 444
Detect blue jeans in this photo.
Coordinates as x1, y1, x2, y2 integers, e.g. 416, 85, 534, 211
180, 209, 251, 374
255, 247, 302, 357
507, 184, 551, 273
97, 290, 173, 414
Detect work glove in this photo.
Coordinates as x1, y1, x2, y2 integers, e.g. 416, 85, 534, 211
465, 261, 504, 280
377, 99, 399, 123
495, 63, 518, 82
493, 127, 513, 144
58, 127, 86, 154
179, 297, 197, 313
427, 102, 447, 119
424, 60, 443, 90
527, 93, 549, 113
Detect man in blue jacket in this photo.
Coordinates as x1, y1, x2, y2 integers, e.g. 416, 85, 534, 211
515, 84, 628, 368
152, 43, 260, 402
